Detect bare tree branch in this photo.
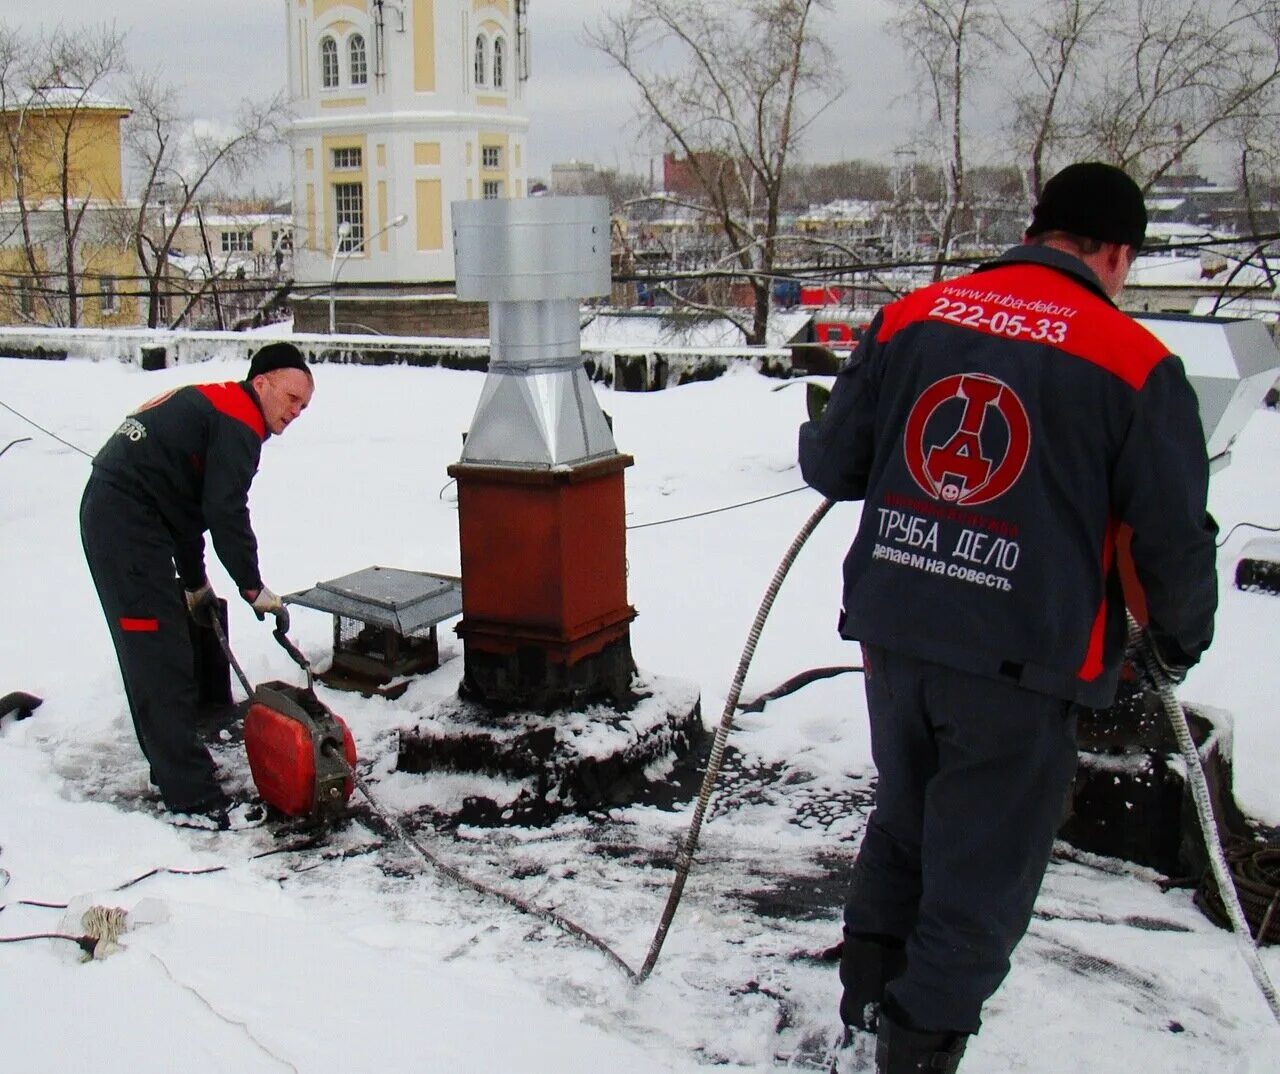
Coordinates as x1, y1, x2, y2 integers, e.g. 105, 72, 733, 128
124, 77, 290, 327
892, 0, 997, 280
588, 0, 843, 344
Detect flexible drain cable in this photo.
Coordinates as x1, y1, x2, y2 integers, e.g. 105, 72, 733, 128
214, 606, 646, 978
636, 495, 837, 982
329, 751, 642, 980
1131, 617, 1280, 1025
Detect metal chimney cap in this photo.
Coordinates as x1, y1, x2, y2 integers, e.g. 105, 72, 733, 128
452, 196, 611, 302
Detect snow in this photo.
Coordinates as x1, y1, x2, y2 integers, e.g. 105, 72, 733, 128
2, 353, 1280, 1071
1130, 252, 1272, 291
580, 309, 812, 350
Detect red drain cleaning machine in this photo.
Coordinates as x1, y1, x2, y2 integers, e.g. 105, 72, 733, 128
245, 680, 358, 820
213, 616, 359, 821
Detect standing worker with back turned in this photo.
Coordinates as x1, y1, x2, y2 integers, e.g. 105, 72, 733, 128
80, 343, 314, 830
798, 163, 1218, 1073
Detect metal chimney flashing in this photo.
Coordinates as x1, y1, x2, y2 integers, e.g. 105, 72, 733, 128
453, 196, 617, 468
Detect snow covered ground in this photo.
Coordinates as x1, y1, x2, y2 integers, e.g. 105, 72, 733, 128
1, 353, 1279, 1072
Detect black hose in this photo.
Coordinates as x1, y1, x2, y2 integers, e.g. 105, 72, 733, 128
737, 665, 862, 713
0, 436, 33, 460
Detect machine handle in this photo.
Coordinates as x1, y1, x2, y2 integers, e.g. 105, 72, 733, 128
273, 626, 315, 692
209, 613, 254, 698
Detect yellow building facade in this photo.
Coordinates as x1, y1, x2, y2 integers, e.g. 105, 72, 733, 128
286, 0, 531, 333
0, 93, 142, 327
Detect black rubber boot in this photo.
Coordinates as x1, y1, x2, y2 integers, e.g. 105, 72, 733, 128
839, 932, 908, 1032
874, 1010, 967, 1074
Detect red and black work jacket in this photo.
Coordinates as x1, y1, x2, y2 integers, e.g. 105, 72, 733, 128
799, 244, 1218, 708
90, 381, 269, 594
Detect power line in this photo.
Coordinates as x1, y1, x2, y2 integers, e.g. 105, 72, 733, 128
613, 232, 1280, 287
1217, 520, 1280, 548
0, 397, 94, 459
626, 486, 809, 530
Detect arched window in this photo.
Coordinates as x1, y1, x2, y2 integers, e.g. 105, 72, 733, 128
474, 35, 487, 86
349, 34, 368, 86
493, 37, 505, 89
320, 36, 339, 89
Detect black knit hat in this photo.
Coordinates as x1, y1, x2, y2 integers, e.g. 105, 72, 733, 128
247, 342, 310, 380
1026, 162, 1147, 249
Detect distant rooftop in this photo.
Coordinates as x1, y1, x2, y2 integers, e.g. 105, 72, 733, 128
4, 86, 130, 115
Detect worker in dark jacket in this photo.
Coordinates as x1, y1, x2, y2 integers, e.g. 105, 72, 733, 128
80, 343, 314, 828
798, 163, 1217, 1073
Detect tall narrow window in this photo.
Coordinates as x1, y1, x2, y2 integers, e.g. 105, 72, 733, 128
493, 37, 505, 89
482, 145, 501, 169
334, 182, 365, 253
349, 34, 368, 86
474, 35, 487, 86
482, 180, 502, 200
321, 36, 339, 88
100, 276, 117, 313
17, 279, 32, 317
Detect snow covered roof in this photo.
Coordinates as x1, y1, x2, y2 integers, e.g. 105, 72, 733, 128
1192, 295, 1280, 323
1128, 253, 1273, 290
173, 213, 290, 230
6, 86, 129, 114
797, 199, 881, 222
580, 308, 812, 349
0, 352, 1277, 1071
1145, 222, 1233, 241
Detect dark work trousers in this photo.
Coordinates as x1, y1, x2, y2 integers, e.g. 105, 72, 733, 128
844, 644, 1078, 1035
79, 476, 224, 813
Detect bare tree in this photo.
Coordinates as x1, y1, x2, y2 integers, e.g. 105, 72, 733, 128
1080, 0, 1280, 187
124, 73, 289, 328
1236, 113, 1280, 236
891, 0, 996, 279
998, 0, 1110, 199
0, 23, 126, 326
996, 0, 1280, 193
589, 0, 842, 345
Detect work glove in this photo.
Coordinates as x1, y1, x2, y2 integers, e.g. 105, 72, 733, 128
183, 583, 218, 627
1129, 629, 1190, 692
244, 586, 290, 635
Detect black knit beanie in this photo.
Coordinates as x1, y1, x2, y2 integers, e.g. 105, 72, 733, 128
247, 342, 310, 380
1026, 162, 1147, 249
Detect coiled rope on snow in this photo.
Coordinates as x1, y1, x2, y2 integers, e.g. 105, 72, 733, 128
1196, 841, 1280, 947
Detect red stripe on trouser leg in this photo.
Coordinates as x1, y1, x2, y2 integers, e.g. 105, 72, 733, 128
120, 617, 160, 632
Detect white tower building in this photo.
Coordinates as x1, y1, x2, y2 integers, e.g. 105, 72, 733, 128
284, 0, 530, 333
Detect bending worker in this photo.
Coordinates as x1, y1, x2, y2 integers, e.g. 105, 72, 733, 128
80, 343, 314, 828
798, 162, 1218, 1072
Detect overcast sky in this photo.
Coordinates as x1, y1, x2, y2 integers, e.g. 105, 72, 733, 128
20, 0, 912, 190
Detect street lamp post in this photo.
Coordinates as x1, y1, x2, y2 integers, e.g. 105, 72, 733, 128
328, 212, 409, 333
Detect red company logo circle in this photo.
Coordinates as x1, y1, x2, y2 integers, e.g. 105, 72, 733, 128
903, 373, 1031, 506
